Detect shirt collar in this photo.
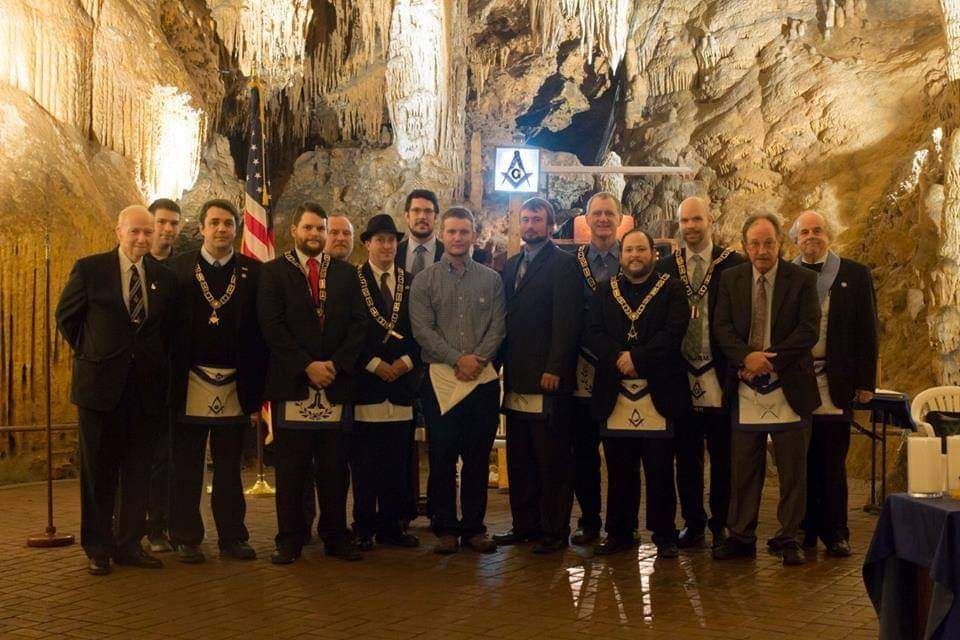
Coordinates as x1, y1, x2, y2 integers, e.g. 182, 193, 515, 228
685, 240, 713, 263
118, 247, 143, 272
587, 242, 619, 261
368, 261, 395, 280
801, 252, 828, 265
753, 260, 778, 284
441, 252, 473, 272
200, 246, 234, 266
411, 236, 437, 252
522, 239, 550, 261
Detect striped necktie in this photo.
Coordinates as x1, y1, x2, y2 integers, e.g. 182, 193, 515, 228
129, 265, 145, 325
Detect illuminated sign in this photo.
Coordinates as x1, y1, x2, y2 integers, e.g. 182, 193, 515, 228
494, 147, 540, 193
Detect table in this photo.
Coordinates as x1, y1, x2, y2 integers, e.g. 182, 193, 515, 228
863, 494, 960, 639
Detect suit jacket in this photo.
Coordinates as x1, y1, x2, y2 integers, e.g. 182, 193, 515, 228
818, 257, 879, 407
395, 237, 443, 272
714, 259, 821, 417
500, 241, 584, 394
257, 252, 369, 404
55, 248, 178, 414
656, 243, 746, 377
355, 263, 421, 406
583, 272, 692, 423
167, 251, 267, 415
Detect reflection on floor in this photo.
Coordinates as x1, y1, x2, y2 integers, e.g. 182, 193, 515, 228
0, 472, 879, 639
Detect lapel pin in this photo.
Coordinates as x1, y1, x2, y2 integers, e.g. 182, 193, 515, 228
840, 281, 848, 288
150, 283, 157, 290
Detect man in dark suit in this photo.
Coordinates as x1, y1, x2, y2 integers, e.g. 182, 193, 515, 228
56, 205, 178, 575
258, 202, 369, 564
142, 198, 182, 553
656, 197, 745, 550
167, 199, 267, 564
396, 189, 443, 275
583, 229, 691, 559
569, 191, 623, 546
350, 214, 422, 551
790, 210, 877, 557
713, 212, 821, 566
395, 189, 444, 524
493, 198, 583, 553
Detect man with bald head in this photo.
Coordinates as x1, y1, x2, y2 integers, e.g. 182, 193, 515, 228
57, 205, 179, 575
789, 210, 877, 557
657, 197, 745, 550
325, 215, 355, 262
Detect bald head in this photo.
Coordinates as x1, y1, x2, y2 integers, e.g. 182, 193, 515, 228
677, 197, 713, 252
116, 205, 154, 261
790, 210, 833, 263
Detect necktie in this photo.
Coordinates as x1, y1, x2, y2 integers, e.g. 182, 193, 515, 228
593, 253, 608, 283
212, 260, 221, 269
802, 262, 823, 273
128, 265, 145, 325
515, 256, 529, 288
379, 271, 393, 311
682, 255, 707, 360
748, 274, 768, 351
306, 258, 320, 306
411, 244, 427, 277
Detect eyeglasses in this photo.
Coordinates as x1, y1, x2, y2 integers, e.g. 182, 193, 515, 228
409, 208, 435, 215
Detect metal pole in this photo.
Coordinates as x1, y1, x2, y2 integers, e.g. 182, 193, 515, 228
245, 414, 274, 496
27, 227, 74, 548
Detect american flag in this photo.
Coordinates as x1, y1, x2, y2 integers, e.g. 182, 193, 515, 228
241, 79, 274, 262
240, 79, 275, 441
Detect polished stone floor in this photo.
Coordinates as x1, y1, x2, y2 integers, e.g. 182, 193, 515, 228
0, 470, 880, 639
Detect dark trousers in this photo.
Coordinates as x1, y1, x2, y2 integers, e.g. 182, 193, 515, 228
78, 379, 156, 558
145, 412, 172, 539
603, 437, 677, 546
804, 417, 852, 544
674, 410, 731, 534
728, 423, 811, 544
349, 420, 412, 537
169, 420, 249, 548
505, 403, 574, 539
572, 398, 602, 531
424, 380, 499, 537
275, 428, 349, 551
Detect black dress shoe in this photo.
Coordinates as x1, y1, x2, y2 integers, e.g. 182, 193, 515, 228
712, 538, 756, 560
570, 527, 600, 546
176, 543, 206, 564
492, 530, 538, 545
87, 556, 111, 576
766, 535, 790, 553
220, 541, 257, 561
802, 533, 818, 549
593, 536, 636, 556
677, 527, 705, 549
656, 542, 679, 559
270, 547, 300, 565
356, 536, 375, 552
378, 532, 420, 548
326, 540, 363, 561
114, 549, 163, 569
826, 539, 852, 557
782, 541, 806, 566
710, 528, 727, 548
532, 537, 567, 554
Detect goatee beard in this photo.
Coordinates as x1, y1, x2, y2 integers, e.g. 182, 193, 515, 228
411, 228, 433, 240
298, 243, 323, 257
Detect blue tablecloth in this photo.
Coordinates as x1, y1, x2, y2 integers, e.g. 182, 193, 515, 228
863, 494, 960, 639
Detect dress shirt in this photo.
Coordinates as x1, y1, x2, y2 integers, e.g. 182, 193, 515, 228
751, 261, 778, 351
405, 236, 438, 273
118, 247, 147, 316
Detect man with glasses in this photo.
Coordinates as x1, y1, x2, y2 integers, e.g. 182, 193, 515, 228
712, 212, 820, 567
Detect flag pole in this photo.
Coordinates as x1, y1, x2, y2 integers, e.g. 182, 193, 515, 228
27, 212, 75, 547
245, 72, 275, 497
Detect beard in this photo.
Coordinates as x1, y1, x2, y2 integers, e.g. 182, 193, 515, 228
410, 225, 434, 240
297, 238, 324, 257
624, 261, 652, 280
522, 232, 547, 245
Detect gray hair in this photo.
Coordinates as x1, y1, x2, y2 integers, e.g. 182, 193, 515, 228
740, 211, 784, 244
585, 191, 622, 215
788, 211, 834, 242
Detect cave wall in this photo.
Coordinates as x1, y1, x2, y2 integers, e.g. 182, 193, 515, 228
0, 0, 957, 479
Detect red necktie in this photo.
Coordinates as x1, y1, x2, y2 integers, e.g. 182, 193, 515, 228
307, 258, 320, 305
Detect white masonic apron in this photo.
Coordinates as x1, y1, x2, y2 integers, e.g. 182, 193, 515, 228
183, 365, 244, 424
278, 385, 350, 430
735, 373, 804, 432
602, 379, 671, 438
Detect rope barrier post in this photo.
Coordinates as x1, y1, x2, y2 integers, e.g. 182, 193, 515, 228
27, 227, 74, 548
245, 416, 274, 496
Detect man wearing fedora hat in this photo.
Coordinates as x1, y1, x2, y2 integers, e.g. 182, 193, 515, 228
350, 215, 422, 551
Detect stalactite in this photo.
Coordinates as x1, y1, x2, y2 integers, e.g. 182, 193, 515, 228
0, 0, 93, 133
529, 0, 630, 73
